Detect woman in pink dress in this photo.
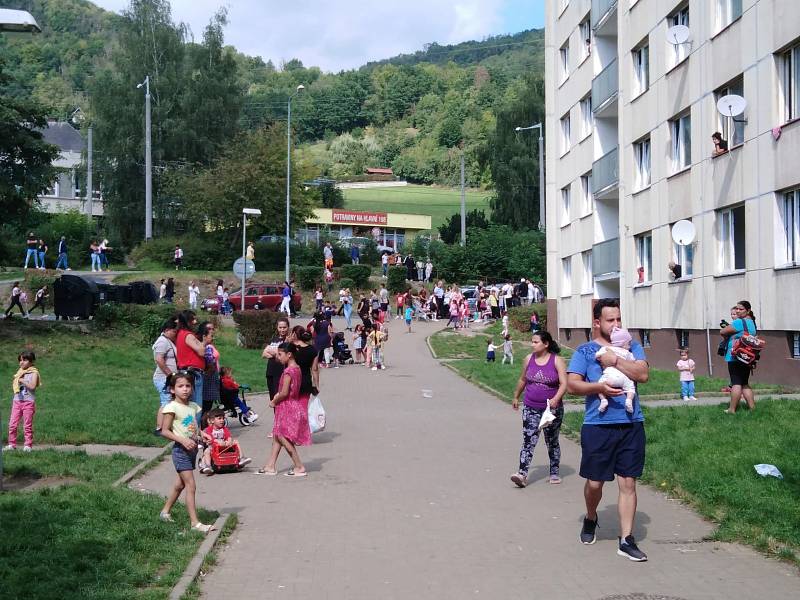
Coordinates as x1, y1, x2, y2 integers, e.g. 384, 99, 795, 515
258, 342, 310, 477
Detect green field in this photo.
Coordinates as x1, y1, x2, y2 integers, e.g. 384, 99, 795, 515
342, 185, 492, 231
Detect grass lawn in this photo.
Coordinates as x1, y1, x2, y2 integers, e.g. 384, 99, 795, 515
0, 451, 218, 599
0, 321, 268, 446
561, 401, 800, 565
343, 184, 492, 231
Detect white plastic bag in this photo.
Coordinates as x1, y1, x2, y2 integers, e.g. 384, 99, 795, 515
538, 402, 556, 431
308, 395, 326, 433
754, 464, 783, 479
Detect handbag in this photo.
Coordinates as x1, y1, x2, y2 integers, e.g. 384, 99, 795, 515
308, 395, 326, 434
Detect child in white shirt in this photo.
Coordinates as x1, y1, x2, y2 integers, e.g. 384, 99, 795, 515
595, 327, 637, 413
501, 334, 514, 365
676, 349, 696, 401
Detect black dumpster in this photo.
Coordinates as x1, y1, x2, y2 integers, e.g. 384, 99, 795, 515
128, 281, 158, 305
53, 275, 100, 320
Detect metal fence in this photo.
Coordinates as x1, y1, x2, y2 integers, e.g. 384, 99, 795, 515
591, 58, 618, 112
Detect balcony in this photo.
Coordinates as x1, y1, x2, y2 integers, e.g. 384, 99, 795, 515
592, 237, 619, 278
591, 0, 618, 33
591, 147, 619, 198
592, 59, 618, 116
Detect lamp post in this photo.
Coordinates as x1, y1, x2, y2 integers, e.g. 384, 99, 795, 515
285, 84, 305, 282
515, 123, 545, 230
137, 76, 152, 240
241, 208, 262, 311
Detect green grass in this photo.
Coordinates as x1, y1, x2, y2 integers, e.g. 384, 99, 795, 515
2, 449, 138, 485
561, 401, 800, 566
1, 322, 267, 446
342, 184, 491, 231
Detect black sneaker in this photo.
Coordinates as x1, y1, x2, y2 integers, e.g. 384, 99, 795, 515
617, 535, 648, 561
579, 517, 598, 544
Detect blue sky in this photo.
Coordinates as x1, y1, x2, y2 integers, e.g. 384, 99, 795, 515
92, 0, 545, 72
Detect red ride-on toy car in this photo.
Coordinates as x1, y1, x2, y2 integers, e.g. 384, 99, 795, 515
210, 442, 244, 474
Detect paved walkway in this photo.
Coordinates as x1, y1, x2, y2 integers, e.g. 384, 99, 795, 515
133, 318, 799, 600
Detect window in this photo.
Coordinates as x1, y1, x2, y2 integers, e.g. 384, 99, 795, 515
632, 43, 650, 97
779, 188, 800, 266
580, 18, 592, 61
670, 112, 691, 172
668, 5, 690, 67
579, 95, 593, 139
716, 0, 742, 32
718, 205, 746, 271
671, 221, 694, 277
715, 77, 745, 147
580, 172, 593, 216
581, 251, 593, 294
43, 180, 59, 198
779, 42, 800, 123
561, 257, 572, 296
639, 329, 651, 348
635, 232, 653, 283
633, 137, 651, 191
560, 185, 571, 226
560, 112, 571, 154
789, 332, 800, 358
676, 330, 690, 348
560, 41, 570, 82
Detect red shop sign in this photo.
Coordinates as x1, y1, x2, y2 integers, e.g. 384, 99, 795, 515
332, 209, 388, 225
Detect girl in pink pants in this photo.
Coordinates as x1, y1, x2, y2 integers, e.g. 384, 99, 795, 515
5, 351, 40, 452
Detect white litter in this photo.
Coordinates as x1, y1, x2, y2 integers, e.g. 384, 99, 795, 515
421, 389, 433, 398
754, 464, 783, 479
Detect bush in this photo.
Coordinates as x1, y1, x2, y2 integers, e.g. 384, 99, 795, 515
93, 303, 178, 345
507, 303, 547, 334
337, 277, 356, 291
23, 272, 58, 309
232, 309, 282, 349
386, 266, 408, 294
339, 264, 371, 288
293, 266, 322, 290
129, 236, 236, 271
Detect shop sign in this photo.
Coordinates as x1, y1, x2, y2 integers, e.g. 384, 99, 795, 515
332, 209, 388, 225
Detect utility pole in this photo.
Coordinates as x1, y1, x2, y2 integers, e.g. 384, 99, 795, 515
285, 84, 305, 282
137, 76, 153, 240
86, 126, 93, 219
460, 153, 466, 246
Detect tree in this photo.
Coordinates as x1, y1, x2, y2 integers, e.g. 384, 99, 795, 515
437, 209, 489, 244
316, 182, 344, 209
0, 59, 59, 226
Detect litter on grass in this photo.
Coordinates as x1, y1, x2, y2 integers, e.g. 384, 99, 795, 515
754, 464, 783, 479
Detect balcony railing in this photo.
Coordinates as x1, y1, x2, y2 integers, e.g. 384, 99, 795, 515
591, 0, 618, 29
591, 147, 619, 196
592, 58, 618, 113
592, 238, 620, 277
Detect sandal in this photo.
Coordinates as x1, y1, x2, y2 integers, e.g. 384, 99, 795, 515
549, 475, 562, 484
159, 512, 174, 522
284, 469, 308, 478
510, 473, 527, 488
256, 467, 277, 475
192, 522, 216, 533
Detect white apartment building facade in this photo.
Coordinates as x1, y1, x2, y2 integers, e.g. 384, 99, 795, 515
544, 0, 800, 384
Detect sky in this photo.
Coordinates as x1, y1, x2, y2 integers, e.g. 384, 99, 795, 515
91, 0, 545, 72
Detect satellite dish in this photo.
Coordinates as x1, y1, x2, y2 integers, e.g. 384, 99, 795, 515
666, 25, 690, 45
717, 94, 747, 118
672, 220, 696, 246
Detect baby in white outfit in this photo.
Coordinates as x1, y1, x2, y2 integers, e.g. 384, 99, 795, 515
595, 327, 636, 413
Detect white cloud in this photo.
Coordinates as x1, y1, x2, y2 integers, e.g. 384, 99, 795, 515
91, 0, 510, 72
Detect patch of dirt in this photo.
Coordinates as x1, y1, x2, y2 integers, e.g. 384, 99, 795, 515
1, 473, 80, 492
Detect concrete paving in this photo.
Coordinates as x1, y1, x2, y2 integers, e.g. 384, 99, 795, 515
133, 318, 799, 600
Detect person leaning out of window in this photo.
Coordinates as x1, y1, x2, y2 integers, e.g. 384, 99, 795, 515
711, 132, 728, 157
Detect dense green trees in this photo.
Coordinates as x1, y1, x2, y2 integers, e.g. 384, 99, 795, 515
437, 209, 490, 244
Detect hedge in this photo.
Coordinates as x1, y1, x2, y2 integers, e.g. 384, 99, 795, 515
337, 277, 355, 292
338, 264, 371, 288
293, 266, 323, 290
92, 303, 179, 345
386, 266, 408, 294
507, 303, 547, 334
232, 309, 282, 349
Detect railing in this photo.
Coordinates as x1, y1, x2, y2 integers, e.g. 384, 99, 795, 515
592, 58, 618, 112
591, 0, 618, 29
591, 147, 619, 196
592, 238, 620, 277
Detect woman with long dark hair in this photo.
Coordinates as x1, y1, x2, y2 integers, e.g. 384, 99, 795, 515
290, 325, 320, 413
262, 316, 290, 400
720, 300, 757, 413
174, 310, 205, 407
509, 330, 568, 487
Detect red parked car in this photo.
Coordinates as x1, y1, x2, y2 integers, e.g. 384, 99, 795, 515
201, 283, 302, 314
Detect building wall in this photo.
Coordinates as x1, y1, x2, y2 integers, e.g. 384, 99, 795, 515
545, 0, 800, 384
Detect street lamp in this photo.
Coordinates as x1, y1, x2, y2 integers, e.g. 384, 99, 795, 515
515, 123, 545, 230
0, 8, 41, 32
241, 208, 262, 311
285, 84, 305, 282
137, 76, 152, 240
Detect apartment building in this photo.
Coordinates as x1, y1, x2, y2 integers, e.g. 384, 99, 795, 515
544, 0, 800, 384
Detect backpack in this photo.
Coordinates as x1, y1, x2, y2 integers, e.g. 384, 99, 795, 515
731, 334, 766, 366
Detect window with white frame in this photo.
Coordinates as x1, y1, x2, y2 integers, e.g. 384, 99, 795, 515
560, 112, 571, 154
580, 172, 593, 216
668, 5, 690, 68
43, 179, 60, 197
715, 77, 745, 147
670, 112, 691, 172
671, 221, 694, 277
560, 41, 570, 82
779, 188, 800, 266
639, 329, 651, 348
580, 18, 591, 61
561, 257, 572, 296
718, 205, 746, 271
715, 0, 742, 33
633, 137, 651, 191
560, 185, 571, 226
632, 42, 650, 97
581, 251, 593, 294
580, 95, 593, 139
635, 232, 653, 283
779, 42, 800, 123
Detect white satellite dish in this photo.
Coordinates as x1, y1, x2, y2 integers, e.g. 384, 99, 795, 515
666, 25, 690, 45
717, 94, 747, 118
672, 220, 696, 246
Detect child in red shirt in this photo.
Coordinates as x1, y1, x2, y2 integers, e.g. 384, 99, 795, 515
395, 292, 405, 319
220, 367, 259, 423
200, 408, 252, 473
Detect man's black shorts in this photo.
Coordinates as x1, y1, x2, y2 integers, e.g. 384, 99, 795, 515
727, 360, 752, 386
580, 422, 645, 481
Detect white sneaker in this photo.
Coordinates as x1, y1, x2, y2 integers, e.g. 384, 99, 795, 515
371, 366, 378, 371
3, 444, 15, 451
689, 396, 696, 401
238, 457, 252, 467
23, 446, 32, 452
248, 412, 259, 422
66, 268, 72, 271
682, 396, 689, 402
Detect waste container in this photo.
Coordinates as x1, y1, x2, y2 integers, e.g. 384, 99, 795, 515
53, 275, 100, 320
128, 281, 158, 305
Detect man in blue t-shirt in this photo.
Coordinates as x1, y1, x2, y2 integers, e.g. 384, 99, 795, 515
567, 298, 650, 562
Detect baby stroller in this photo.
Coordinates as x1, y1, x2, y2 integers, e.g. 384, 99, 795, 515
332, 332, 354, 365
219, 381, 259, 426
